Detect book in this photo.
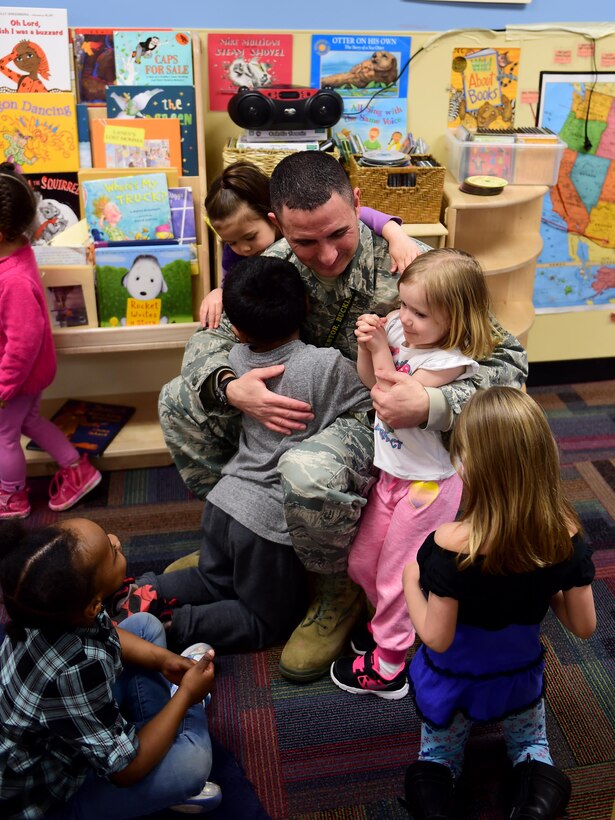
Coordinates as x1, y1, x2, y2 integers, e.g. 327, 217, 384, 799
245, 127, 327, 142
0, 7, 71, 92
449, 47, 520, 131
77, 103, 92, 167
0, 92, 79, 173
33, 218, 91, 266
26, 399, 135, 456
461, 144, 515, 180
90, 116, 182, 173
73, 28, 118, 104
332, 97, 408, 155
114, 31, 193, 86
106, 85, 198, 176
168, 187, 196, 243
94, 243, 193, 327
78, 165, 179, 214
26, 172, 80, 245
235, 135, 319, 152
207, 32, 293, 112
82, 172, 173, 243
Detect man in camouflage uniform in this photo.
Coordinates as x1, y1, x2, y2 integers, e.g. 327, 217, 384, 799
159, 151, 528, 682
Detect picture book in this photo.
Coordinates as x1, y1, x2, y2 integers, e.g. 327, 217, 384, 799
168, 186, 196, 243
207, 33, 293, 112
90, 117, 182, 173
0, 7, 71, 92
94, 243, 193, 327
0, 92, 79, 172
27, 399, 135, 456
449, 47, 520, 130
106, 85, 198, 176
461, 143, 515, 179
78, 165, 179, 214
73, 28, 117, 104
113, 31, 193, 87
33, 219, 91, 266
332, 97, 408, 154
310, 34, 411, 99
26, 171, 80, 245
82, 171, 173, 243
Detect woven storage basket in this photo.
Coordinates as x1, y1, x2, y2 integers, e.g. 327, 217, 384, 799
222, 140, 340, 176
345, 154, 445, 224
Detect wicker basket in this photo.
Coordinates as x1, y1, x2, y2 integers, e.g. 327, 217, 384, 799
345, 154, 445, 224
222, 139, 340, 176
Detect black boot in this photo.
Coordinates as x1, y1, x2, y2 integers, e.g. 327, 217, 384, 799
400, 760, 456, 819
509, 757, 572, 819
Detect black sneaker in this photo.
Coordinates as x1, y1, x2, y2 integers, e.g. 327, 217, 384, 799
105, 577, 178, 625
350, 619, 377, 655
330, 651, 409, 700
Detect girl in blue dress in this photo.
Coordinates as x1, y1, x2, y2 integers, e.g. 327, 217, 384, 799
402, 386, 596, 819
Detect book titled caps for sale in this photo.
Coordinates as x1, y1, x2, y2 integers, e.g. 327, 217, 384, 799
27, 400, 135, 457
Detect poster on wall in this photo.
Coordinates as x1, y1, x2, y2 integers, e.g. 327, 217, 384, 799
448, 47, 520, 130
533, 72, 615, 313
207, 33, 293, 113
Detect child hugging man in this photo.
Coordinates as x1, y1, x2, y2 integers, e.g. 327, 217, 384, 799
111, 255, 373, 653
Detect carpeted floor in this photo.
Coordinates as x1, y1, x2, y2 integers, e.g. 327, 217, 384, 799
2, 380, 614, 819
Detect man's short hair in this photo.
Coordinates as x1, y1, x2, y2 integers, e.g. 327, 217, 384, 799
223, 256, 307, 344
269, 151, 354, 218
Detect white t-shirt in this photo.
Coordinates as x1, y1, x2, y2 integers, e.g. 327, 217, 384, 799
374, 314, 479, 481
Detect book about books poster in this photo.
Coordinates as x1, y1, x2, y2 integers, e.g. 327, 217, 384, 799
332, 98, 408, 156
113, 31, 193, 87
82, 171, 173, 243
533, 72, 615, 313
27, 399, 135, 456
73, 28, 118, 105
90, 117, 182, 173
0, 92, 79, 172
106, 85, 198, 176
95, 243, 193, 327
26, 172, 80, 245
448, 47, 520, 131
310, 35, 411, 99
0, 7, 71, 93
207, 33, 293, 112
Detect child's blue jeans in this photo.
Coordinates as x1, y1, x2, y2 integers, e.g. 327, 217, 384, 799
58, 612, 212, 819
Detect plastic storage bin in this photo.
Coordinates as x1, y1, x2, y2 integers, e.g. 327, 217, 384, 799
442, 130, 565, 186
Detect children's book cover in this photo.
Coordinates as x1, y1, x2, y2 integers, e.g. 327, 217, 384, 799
0, 7, 71, 93
207, 33, 293, 112
95, 243, 193, 327
333, 98, 408, 155
82, 171, 173, 243
448, 47, 520, 130
27, 399, 135, 456
73, 28, 118, 105
106, 85, 198, 176
310, 35, 410, 99
26, 171, 80, 244
0, 92, 79, 172
90, 117, 182, 173
113, 31, 193, 87
168, 186, 196, 243
461, 144, 515, 179
78, 165, 179, 214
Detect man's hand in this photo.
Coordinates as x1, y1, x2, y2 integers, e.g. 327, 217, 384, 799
371, 369, 429, 429
226, 364, 315, 434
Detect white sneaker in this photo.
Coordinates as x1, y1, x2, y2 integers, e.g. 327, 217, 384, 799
171, 642, 214, 699
170, 780, 222, 813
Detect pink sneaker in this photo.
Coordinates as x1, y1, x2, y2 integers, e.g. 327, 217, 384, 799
0, 488, 30, 519
48, 454, 102, 512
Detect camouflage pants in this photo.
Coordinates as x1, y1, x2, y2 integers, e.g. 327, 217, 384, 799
159, 376, 376, 573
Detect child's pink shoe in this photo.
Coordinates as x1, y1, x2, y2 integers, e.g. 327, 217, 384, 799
48, 454, 102, 511
0, 488, 30, 519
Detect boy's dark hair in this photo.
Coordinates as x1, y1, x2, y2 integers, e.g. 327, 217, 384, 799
0, 162, 37, 240
223, 255, 307, 344
269, 151, 354, 218
205, 161, 271, 223
0, 520, 99, 641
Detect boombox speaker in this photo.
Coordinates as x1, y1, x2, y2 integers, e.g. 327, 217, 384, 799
228, 86, 344, 130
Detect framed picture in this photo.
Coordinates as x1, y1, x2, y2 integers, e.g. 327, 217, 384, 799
533, 72, 615, 313
40, 265, 98, 329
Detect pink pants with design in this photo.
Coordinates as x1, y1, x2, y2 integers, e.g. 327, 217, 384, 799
0, 393, 78, 492
348, 470, 463, 666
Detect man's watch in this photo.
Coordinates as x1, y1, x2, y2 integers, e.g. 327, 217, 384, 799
213, 369, 237, 409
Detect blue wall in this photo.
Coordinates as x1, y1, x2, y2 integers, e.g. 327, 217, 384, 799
14, 0, 610, 31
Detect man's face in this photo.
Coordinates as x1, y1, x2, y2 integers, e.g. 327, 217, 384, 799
271, 190, 361, 279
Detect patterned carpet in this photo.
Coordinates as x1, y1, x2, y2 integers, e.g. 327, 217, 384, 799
2, 380, 614, 819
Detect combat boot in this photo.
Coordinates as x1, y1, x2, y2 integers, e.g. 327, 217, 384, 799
164, 550, 199, 573
279, 571, 363, 683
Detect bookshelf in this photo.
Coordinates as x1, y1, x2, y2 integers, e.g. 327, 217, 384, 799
24, 32, 210, 475
441, 173, 548, 347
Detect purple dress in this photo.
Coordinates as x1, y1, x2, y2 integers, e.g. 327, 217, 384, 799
409, 532, 594, 728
